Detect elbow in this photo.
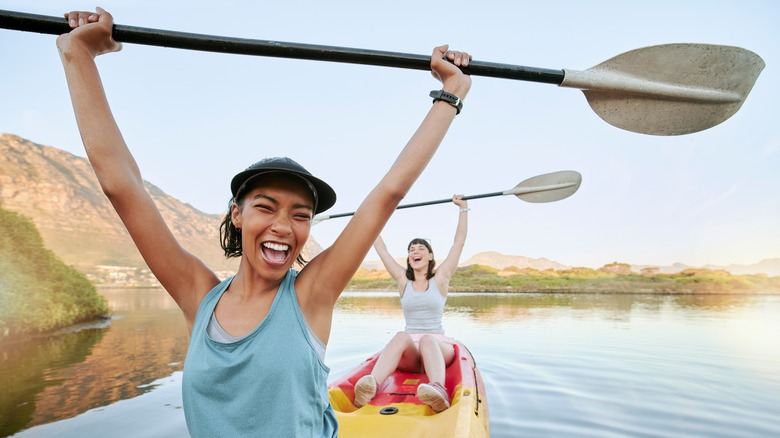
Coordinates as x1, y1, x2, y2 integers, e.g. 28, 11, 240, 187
385, 189, 407, 207
96, 172, 144, 202
100, 183, 121, 201
376, 183, 408, 210
97, 176, 124, 199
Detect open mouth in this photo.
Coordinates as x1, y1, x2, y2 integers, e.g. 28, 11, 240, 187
261, 242, 290, 264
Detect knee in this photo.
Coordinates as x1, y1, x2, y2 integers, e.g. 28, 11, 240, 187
388, 331, 413, 348
418, 334, 437, 350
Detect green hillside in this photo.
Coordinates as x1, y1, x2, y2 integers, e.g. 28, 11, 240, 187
348, 263, 780, 294
0, 206, 108, 337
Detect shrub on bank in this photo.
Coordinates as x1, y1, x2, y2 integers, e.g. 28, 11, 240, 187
346, 261, 780, 294
0, 207, 109, 337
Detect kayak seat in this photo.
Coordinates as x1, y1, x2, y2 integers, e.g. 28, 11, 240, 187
329, 343, 464, 415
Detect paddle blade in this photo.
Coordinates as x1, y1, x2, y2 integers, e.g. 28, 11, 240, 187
561, 43, 765, 135
508, 171, 582, 203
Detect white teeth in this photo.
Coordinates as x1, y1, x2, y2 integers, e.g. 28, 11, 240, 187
263, 242, 289, 252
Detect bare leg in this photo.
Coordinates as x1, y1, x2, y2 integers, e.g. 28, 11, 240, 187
418, 334, 455, 385
416, 335, 456, 412
354, 332, 421, 408
371, 331, 421, 385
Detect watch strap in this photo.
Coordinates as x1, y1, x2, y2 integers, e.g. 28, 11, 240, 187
429, 90, 462, 115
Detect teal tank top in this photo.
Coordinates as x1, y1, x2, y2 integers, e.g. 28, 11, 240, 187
182, 270, 338, 437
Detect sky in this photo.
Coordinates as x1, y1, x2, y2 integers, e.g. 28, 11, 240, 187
1, 0, 778, 269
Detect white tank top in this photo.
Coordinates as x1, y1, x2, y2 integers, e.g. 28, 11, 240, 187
400, 279, 446, 334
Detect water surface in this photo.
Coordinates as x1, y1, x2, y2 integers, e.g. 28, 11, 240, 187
3, 290, 779, 437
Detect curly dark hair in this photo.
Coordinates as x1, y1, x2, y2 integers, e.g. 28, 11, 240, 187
219, 197, 307, 266
405, 238, 435, 280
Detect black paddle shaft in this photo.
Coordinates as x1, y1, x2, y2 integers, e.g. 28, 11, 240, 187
325, 191, 504, 220
0, 10, 564, 84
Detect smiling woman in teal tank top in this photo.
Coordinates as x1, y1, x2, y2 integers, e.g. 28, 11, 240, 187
57, 8, 474, 436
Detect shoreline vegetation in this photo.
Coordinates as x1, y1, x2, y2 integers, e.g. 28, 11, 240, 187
2, 204, 778, 337
347, 264, 780, 295
0, 207, 109, 338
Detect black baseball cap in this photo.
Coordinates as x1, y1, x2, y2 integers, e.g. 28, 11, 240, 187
230, 157, 337, 214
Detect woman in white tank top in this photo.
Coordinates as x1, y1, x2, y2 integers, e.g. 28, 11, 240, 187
354, 195, 469, 412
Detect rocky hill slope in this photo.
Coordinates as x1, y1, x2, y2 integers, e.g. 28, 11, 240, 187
2, 133, 775, 280
462, 251, 570, 271
0, 134, 321, 284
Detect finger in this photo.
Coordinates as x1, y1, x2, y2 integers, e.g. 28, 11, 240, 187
447, 50, 467, 67
67, 11, 94, 27
433, 44, 449, 59
451, 52, 458, 66
461, 52, 471, 67
457, 52, 471, 67
65, 11, 80, 28
96, 7, 111, 22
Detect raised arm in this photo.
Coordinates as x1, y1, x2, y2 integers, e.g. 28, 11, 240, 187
373, 235, 408, 288
297, 45, 472, 320
58, 9, 218, 324
432, 195, 468, 291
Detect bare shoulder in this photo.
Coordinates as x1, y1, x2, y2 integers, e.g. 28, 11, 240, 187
166, 256, 222, 321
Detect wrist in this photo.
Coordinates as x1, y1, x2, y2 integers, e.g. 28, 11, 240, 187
430, 90, 463, 115
441, 79, 471, 101
58, 41, 98, 63
460, 207, 470, 213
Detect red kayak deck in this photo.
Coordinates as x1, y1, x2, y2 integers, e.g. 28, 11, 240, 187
328, 340, 489, 437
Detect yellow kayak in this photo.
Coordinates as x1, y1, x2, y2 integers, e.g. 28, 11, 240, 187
328, 339, 489, 437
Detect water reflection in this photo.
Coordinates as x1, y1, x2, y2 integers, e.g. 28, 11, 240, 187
0, 328, 104, 436
2, 289, 779, 438
0, 288, 188, 436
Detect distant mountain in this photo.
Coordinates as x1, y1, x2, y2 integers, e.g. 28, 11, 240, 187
362, 252, 779, 278
0, 134, 321, 280
3, 134, 775, 280
462, 251, 570, 271
703, 258, 780, 277
360, 259, 402, 272
630, 259, 780, 277
459, 253, 780, 277
630, 262, 691, 275
360, 251, 571, 272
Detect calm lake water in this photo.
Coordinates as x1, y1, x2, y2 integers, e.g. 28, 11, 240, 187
2, 289, 779, 437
